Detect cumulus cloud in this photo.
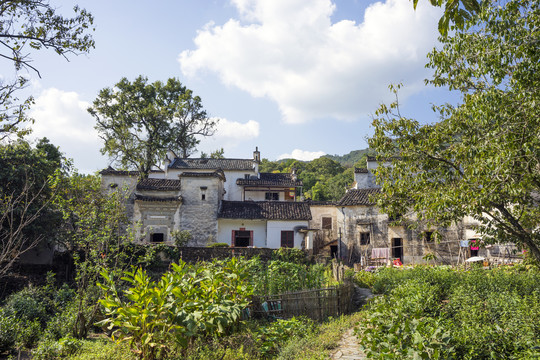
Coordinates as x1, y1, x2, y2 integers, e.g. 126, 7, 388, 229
179, 0, 441, 124
278, 149, 326, 161
197, 117, 260, 155
215, 118, 260, 139
29, 88, 105, 173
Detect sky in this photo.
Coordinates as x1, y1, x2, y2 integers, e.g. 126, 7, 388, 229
5, 0, 460, 174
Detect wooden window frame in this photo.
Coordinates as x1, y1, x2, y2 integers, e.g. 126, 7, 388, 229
322, 217, 332, 230
280, 230, 294, 248
231, 230, 253, 247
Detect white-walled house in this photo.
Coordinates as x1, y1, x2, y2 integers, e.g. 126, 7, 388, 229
100, 148, 309, 249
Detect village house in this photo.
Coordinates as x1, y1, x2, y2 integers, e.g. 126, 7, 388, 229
100, 148, 310, 248
307, 157, 491, 266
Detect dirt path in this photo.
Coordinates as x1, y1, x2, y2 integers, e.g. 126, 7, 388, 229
330, 328, 367, 360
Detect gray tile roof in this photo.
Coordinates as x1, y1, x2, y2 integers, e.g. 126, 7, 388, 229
136, 178, 182, 191
219, 201, 312, 220
179, 171, 225, 180
236, 173, 303, 187
355, 168, 369, 173
338, 188, 380, 206
135, 194, 182, 202
100, 166, 164, 176
169, 158, 255, 171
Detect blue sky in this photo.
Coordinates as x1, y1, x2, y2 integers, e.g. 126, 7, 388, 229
10, 0, 459, 173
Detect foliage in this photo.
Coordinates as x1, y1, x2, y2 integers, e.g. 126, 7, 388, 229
412, 0, 480, 36
32, 336, 82, 360
0, 308, 18, 353
277, 312, 364, 360
369, 0, 540, 263
246, 257, 328, 295
170, 230, 192, 247
0, 0, 94, 138
97, 258, 253, 359
0, 138, 64, 277
255, 317, 314, 358
355, 266, 540, 359
88, 76, 215, 178
207, 242, 229, 248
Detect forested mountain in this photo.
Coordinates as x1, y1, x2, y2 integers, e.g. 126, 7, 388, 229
260, 148, 376, 201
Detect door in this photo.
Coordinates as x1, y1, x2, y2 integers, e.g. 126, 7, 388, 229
392, 238, 403, 262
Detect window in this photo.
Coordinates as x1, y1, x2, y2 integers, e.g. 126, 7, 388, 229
360, 232, 370, 245
200, 186, 207, 201
424, 231, 434, 243
322, 217, 332, 230
150, 233, 164, 243
281, 231, 294, 248
245, 174, 251, 179
265, 192, 279, 201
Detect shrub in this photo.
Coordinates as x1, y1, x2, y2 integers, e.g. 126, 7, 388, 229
0, 308, 19, 353
207, 242, 229, 248
3, 286, 50, 324
255, 317, 314, 358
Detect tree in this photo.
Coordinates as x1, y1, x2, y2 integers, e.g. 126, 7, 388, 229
413, 0, 480, 35
0, 138, 64, 277
88, 76, 216, 178
369, 0, 540, 262
0, 0, 94, 138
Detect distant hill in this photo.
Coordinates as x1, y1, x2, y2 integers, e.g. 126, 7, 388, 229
323, 148, 376, 168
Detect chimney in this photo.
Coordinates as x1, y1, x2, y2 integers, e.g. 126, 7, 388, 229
253, 147, 261, 163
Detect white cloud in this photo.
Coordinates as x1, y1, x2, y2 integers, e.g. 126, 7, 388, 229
278, 149, 326, 161
29, 88, 106, 173
197, 117, 260, 155
215, 118, 260, 139
179, 0, 441, 124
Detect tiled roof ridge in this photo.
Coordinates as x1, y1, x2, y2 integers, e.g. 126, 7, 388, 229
338, 188, 380, 206
218, 200, 312, 220
136, 178, 182, 191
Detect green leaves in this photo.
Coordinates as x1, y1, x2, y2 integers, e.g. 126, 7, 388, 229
97, 258, 254, 359
370, 0, 540, 262
88, 76, 215, 177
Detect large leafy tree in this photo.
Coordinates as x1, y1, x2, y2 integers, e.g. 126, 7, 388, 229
88, 76, 216, 178
0, 138, 64, 277
369, 0, 540, 262
0, 0, 94, 138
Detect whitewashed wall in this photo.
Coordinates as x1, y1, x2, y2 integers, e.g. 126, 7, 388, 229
267, 220, 308, 249
217, 219, 267, 247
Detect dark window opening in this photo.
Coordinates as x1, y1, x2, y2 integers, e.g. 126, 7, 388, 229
424, 231, 434, 242
322, 217, 332, 230
234, 230, 251, 247
360, 232, 370, 245
265, 192, 279, 201
281, 231, 294, 248
330, 245, 338, 258
151, 233, 164, 243
392, 238, 403, 262
201, 194, 206, 200
245, 174, 251, 179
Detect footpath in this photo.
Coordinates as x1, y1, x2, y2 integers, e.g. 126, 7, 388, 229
330, 328, 367, 359
330, 286, 374, 359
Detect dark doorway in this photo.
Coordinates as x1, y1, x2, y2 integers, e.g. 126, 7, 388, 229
234, 230, 251, 247
330, 245, 338, 258
392, 238, 403, 262
151, 233, 164, 243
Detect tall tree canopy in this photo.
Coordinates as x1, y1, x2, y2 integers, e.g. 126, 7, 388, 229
88, 76, 216, 178
0, 138, 65, 276
0, 0, 94, 138
369, 0, 540, 262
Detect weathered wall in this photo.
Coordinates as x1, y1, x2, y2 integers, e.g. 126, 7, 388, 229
179, 176, 221, 246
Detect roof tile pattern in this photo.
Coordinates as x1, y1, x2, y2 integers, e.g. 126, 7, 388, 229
236, 173, 303, 187
354, 168, 369, 174
219, 201, 312, 220
170, 158, 255, 171
338, 188, 380, 206
135, 194, 182, 202
136, 178, 182, 191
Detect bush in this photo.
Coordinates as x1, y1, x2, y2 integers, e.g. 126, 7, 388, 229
255, 317, 314, 358
3, 286, 50, 324
0, 308, 19, 353
207, 242, 229, 248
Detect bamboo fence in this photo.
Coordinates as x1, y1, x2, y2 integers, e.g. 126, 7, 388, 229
251, 283, 353, 321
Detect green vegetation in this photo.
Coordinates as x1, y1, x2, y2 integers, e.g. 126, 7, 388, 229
370, 0, 540, 262
259, 149, 376, 201
88, 76, 216, 178
355, 265, 540, 359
